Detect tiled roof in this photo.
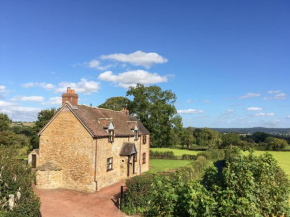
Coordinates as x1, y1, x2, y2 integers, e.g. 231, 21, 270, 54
72, 105, 150, 137
119, 143, 137, 156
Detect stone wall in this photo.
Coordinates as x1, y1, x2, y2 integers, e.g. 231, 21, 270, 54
38, 107, 96, 192
36, 170, 63, 189
95, 134, 150, 190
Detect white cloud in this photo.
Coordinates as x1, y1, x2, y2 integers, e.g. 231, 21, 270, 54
85, 59, 112, 70
23, 79, 100, 95
202, 100, 210, 103
22, 82, 55, 90
42, 97, 62, 105
0, 85, 8, 93
225, 109, 234, 114
186, 99, 193, 103
100, 50, 168, 69
268, 90, 281, 94
247, 107, 263, 111
274, 93, 287, 100
55, 79, 100, 94
177, 109, 204, 114
263, 93, 287, 100
11, 96, 44, 102
252, 113, 275, 117
0, 100, 13, 107
239, 93, 261, 99
98, 70, 169, 88
0, 106, 41, 121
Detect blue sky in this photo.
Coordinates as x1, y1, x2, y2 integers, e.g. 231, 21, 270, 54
0, 0, 289, 127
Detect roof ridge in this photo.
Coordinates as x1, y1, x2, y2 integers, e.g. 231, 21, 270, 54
79, 104, 126, 113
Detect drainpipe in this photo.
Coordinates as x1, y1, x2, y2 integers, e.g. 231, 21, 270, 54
94, 139, 98, 191
139, 134, 142, 174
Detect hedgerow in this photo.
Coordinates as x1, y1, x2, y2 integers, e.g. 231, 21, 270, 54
0, 146, 40, 217
122, 149, 290, 216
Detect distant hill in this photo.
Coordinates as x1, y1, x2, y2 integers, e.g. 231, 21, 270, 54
208, 127, 290, 135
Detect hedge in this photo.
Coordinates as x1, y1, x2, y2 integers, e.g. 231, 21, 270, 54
122, 149, 225, 215
149, 150, 177, 159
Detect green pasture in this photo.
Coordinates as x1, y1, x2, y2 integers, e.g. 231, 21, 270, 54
150, 148, 200, 156
148, 159, 191, 173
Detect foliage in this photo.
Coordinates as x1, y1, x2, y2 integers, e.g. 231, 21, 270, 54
203, 150, 290, 216
194, 128, 222, 149
150, 148, 200, 156
169, 115, 184, 148
0, 146, 40, 216
251, 131, 270, 143
122, 149, 224, 215
181, 154, 197, 160
149, 150, 176, 159
220, 133, 241, 149
10, 125, 33, 137
0, 113, 11, 132
122, 149, 290, 216
0, 131, 30, 148
31, 108, 57, 149
98, 96, 131, 111
127, 83, 180, 147
182, 127, 196, 149
265, 137, 288, 151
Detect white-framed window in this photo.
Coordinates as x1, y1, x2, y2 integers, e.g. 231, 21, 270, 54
107, 157, 113, 171
108, 129, 114, 142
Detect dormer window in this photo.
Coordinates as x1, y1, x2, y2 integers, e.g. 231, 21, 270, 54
108, 122, 115, 142
134, 124, 139, 141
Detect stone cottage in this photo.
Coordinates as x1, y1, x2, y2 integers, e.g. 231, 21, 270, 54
34, 88, 150, 192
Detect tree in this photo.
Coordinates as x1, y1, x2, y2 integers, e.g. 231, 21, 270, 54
220, 133, 241, 149
98, 96, 131, 111
170, 115, 184, 148
0, 146, 40, 216
182, 127, 196, 149
127, 84, 178, 147
251, 132, 269, 143
195, 128, 222, 149
265, 137, 288, 151
31, 108, 57, 149
0, 113, 11, 132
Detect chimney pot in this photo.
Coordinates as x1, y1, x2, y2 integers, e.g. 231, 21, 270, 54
62, 87, 78, 106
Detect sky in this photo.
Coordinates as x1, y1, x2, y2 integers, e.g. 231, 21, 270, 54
0, 0, 290, 128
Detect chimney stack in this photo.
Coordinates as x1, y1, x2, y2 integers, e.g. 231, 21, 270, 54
62, 87, 78, 106
120, 108, 129, 116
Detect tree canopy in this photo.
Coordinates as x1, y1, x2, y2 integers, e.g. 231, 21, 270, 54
98, 96, 131, 111
31, 108, 57, 149
127, 84, 180, 147
0, 113, 11, 132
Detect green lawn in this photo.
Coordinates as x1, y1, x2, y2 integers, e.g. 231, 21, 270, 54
148, 159, 191, 173
150, 148, 200, 156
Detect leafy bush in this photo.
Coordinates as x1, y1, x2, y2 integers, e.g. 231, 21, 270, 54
181, 154, 197, 160
0, 146, 40, 216
122, 149, 290, 216
149, 150, 176, 159
122, 149, 224, 215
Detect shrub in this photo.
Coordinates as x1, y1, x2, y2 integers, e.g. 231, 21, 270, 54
0, 146, 40, 216
149, 150, 176, 159
181, 154, 197, 160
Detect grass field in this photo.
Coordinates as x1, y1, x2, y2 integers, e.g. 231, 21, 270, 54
150, 148, 200, 156
148, 159, 191, 173
150, 148, 290, 180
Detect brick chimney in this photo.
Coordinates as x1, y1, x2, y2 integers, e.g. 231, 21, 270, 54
62, 87, 78, 106
120, 108, 129, 115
